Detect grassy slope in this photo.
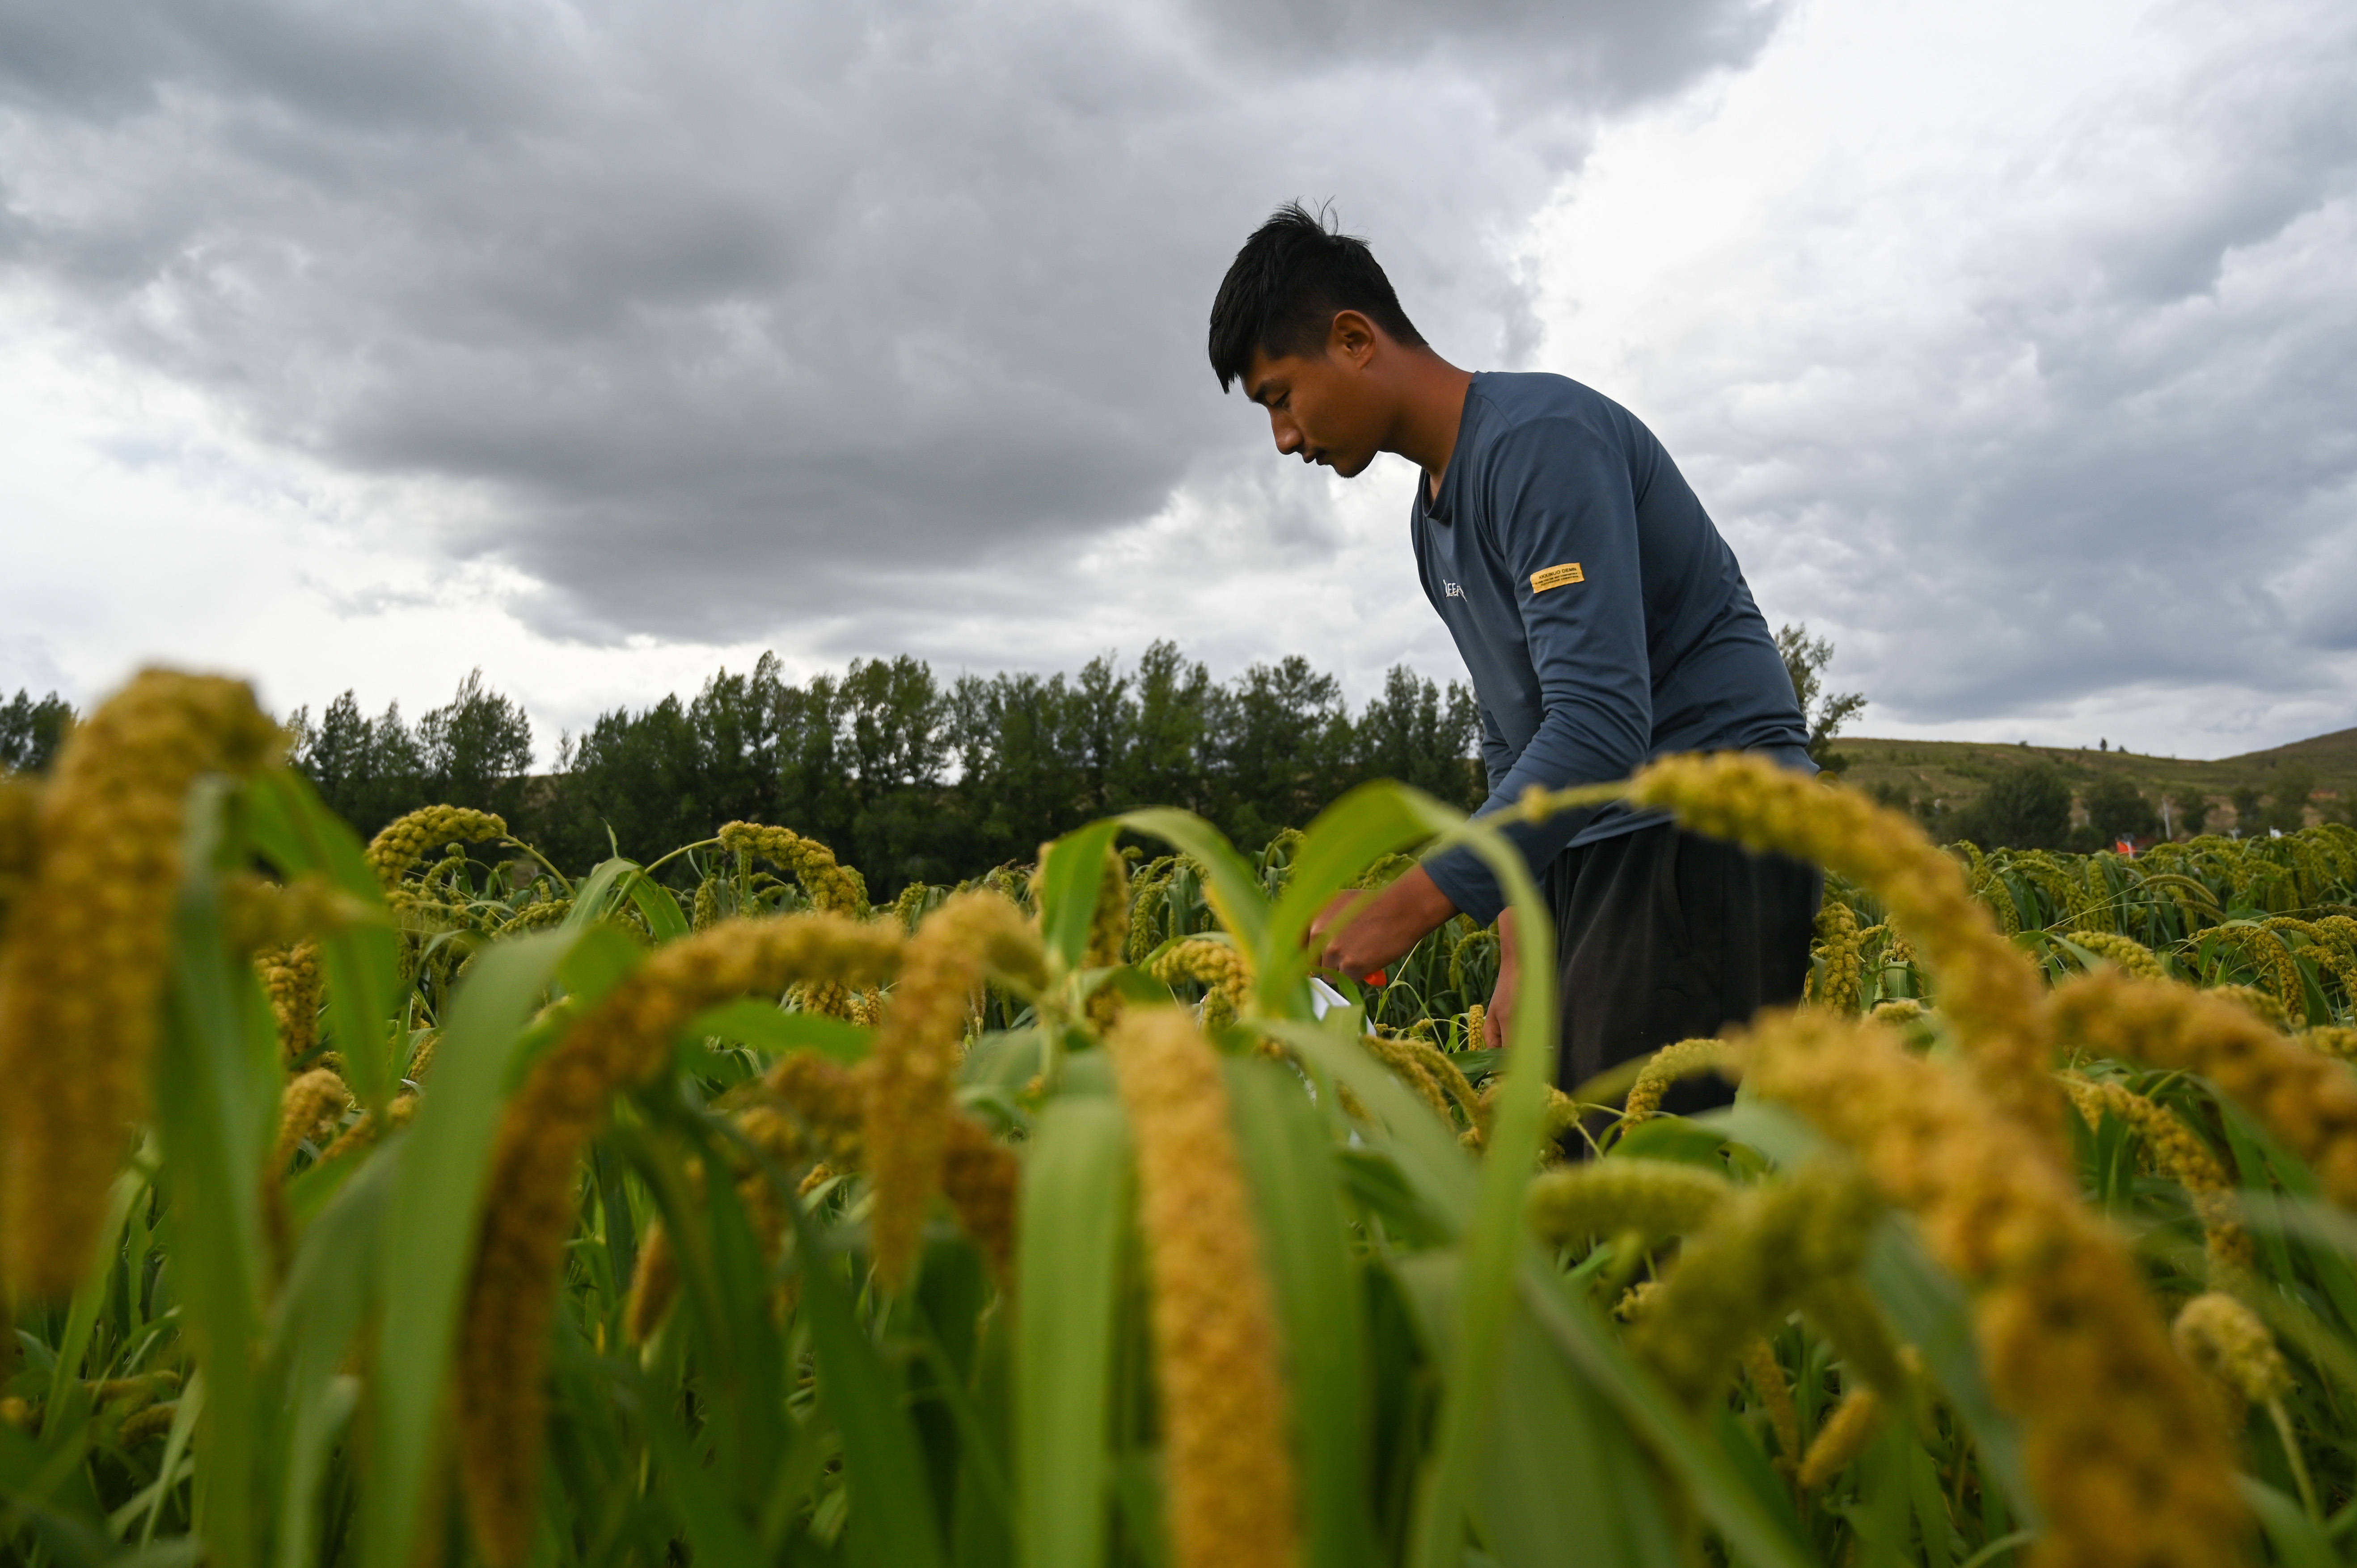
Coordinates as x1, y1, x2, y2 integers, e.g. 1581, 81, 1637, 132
1827, 725, 2357, 825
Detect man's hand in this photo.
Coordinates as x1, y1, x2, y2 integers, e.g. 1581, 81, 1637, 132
1484, 906, 1518, 1048
1307, 865, 1458, 979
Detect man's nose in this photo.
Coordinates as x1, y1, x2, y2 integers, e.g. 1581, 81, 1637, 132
1271, 416, 1302, 455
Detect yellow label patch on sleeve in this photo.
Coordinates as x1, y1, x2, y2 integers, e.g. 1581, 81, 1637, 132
1529, 562, 1585, 592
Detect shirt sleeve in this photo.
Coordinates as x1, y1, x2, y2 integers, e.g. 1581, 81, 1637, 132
1423, 418, 1654, 924
1478, 701, 1514, 794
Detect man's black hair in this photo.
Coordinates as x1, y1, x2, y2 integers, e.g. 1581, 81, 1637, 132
1207, 202, 1426, 391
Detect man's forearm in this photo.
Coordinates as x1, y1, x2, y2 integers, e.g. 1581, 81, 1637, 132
1315, 864, 1458, 977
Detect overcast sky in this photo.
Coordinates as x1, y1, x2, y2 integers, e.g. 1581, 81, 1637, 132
2, 0, 2351, 761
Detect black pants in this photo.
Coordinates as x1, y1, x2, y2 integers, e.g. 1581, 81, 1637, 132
1544, 822, 1822, 1117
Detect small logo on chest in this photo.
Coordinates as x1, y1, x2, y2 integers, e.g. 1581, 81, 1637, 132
1443, 581, 1465, 599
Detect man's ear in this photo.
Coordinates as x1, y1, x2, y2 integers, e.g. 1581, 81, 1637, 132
1328, 309, 1379, 368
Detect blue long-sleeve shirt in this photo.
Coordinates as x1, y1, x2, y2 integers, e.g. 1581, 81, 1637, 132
1414, 372, 1811, 923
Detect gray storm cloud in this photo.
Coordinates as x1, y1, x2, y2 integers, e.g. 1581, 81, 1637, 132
0, 0, 1772, 642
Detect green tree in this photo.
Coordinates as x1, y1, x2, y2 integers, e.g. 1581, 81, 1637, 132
0, 689, 75, 772
2168, 792, 2210, 837
290, 691, 427, 836
2264, 764, 2317, 834
1205, 656, 1353, 847
1117, 641, 1212, 813
1775, 623, 1867, 774
419, 670, 535, 821
1352, 664, 1484, 810
2081, 776, 2158, 845
1950, 762, 2073, 850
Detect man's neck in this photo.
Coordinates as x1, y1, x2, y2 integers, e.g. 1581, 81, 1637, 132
1382, 351, 1477, 499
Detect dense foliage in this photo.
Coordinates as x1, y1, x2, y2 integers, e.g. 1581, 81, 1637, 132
274, 645, 1487, 892
13, 671, 2357, 1568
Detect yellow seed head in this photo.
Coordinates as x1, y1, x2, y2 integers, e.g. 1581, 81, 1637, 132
455, 914, 902, 1567
2058, 1074, 2252, 1279
1526, 1157, 1732, 1248
1085, 849, 1132, 1030
2214, 926, 2305, 1013
1622, 1038, 1732, 1124
272, 1068, 352, 1172
939, 1111, 1020, 1277
1806, 899, 1866, 1012
1622, 754, 2061, 1151
1624, 1160, 1884, 1407
625, 1050, 876, 1345
623, 1223, 679, 1346
1738, 1007, 2247, 1568
0, 774, 38, 935
716, 820, 869, 917
864, 890, 1043, 1289
2202, 983, 2292, 1034
0, 670, 282, 1298
2049, 970, 2357, 1209
1150, 936, 1250, 1028
258, 940, 325, 1062
1359, 1032, 1453, 1123
2066, 930, 2167, 981
494, 897, 572, 937
363, 805, 507, 890
2300, 1026, 2357, 1064
2173, 1292, 2292, 1407
1742, 1337, 1802, 1474
1107, 1007, 1298, 1568
1798, 1387, 1883, 1491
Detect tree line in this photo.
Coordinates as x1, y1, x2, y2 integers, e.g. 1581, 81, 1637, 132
3, 625, 1871, 893
275, 645, 1486, 892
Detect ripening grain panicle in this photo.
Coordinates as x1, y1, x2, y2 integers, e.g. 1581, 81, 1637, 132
0, 670, 282, 1299
716, 821, 868, 915
1526, 1157, 1731, 1248
2204, 982, 2293, 1033
1085, 847, 1131, 1029
258, 941, 324, 1062
1799, 1387, 1884, 1491
2049, 969, 2357, 1208
2173, 1292, 2292, 1408
1742, 1336, 1802, 1475
865, 889, 1043, 1288
271, 1068, 351, 1172
718, 821, 873, 1014
2058, 1074, 2253, 1278
1625, 1160, 1883, 1407
1806, 900, 1866, 1013
1740, 1008, 2247, 1568
0, 775, 42, 936
1108, 1006, 1298, 1568
1086, 847, 1131, 969
456, 914, 902, 1568
2303, 1025, 2357, 1064
1150, 936, 1250, 1028
2066, 930, 2167, 981
1358, 1032, 1454, 1122
625, 1049, 874, 1344
363, 805, 508, 891
1624, 754, 2061, 1150
1622, 1038, 1731, 1123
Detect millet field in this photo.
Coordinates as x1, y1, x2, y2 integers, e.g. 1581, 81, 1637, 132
12, 667, 2357, 1568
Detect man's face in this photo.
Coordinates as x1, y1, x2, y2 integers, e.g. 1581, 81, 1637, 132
1243, 324, 1387, 478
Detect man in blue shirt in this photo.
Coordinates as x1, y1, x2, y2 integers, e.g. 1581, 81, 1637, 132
1208, 204, 1821, 1107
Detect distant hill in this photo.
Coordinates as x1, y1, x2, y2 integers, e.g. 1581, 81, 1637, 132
1826, 727, 2357, 831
